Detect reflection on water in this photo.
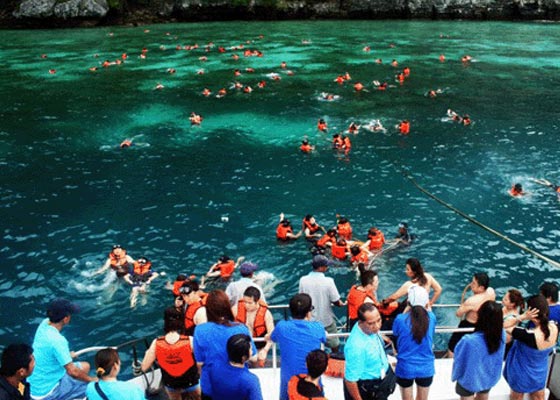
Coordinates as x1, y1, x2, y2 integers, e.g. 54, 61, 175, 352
1, 21, 559, 354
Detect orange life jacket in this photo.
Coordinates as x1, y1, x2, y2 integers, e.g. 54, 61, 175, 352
133, 260, 152, 276
184, 298, 205, 334
509, 187, 523, 197
172, 280, 184, 296
276, 224, 293, 240
332, 137, 343, 148
235, 300, 268, 337
317, 122, 327, 132
303, 219, 320, 234
331, 243, 347, 260
216, 260, 235, 278
347, 285, 376, 320
287, 374, 326, 400
368, 230, 385, 251
316, 233, 335, 248
155, 336, 195, 377
109, 250, 128, 267
351, 250, 369, 264
300, 144, 312, 153
399, 121, 410, 134
337, 222, 352, 240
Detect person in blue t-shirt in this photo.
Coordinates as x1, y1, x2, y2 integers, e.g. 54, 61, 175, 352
209, 334, 263, 400
392, 286, 436, 400
28, 298, 96, 400
85, 348, 145, 400
452, 300, 506, 399
270, 293, 327, 400
193, 290, 257, 400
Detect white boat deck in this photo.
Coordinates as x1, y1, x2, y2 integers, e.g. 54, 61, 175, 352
251, 359, 529, 400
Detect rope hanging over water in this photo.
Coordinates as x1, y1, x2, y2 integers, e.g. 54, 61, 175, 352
399, 169, 560, 270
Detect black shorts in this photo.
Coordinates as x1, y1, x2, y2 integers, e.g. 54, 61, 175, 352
447, 320, 475, 352
455, 382, 490, 397
396, 376, 433, 388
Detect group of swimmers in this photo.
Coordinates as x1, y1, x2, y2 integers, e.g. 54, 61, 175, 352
275, 212, 413, 269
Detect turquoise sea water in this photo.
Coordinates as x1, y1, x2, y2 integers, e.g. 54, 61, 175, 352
1, 21, 560, 359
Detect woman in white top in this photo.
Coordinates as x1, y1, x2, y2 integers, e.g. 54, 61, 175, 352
383, 258, 442, 308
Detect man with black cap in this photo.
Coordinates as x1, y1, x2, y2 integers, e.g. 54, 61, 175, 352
28, 298, 96, 400
299, 255, 346, 352
225, 261, 265, 306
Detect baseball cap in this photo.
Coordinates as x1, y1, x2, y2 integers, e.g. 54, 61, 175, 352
408, 285, 429, 308
312, 255, 333, 269
240, 262, 258, 276
47, 298, 80, 322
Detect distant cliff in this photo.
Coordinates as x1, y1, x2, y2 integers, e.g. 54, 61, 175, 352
1, 0, 559, 28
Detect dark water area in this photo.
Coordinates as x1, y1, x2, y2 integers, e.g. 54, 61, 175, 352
1, 21, 559, 365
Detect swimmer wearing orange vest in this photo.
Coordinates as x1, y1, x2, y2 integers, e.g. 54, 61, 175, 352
398, 120, 410, 135
509, 183, 525, 197
120, 139, 133, 148
342, 136, 352, 153
391, 59, 399, 67
317, 118, 328, 132
332, 134, 343, 149
202, 88, 211, 97
276, 213, 302, 241
348, 122, 360, 134
217, 88, 227, 98
354, 82, 364, 92
439, 54, 446, 62
403, 67, 410, 77
462, 115, 471, 126
300, 139, 314, 153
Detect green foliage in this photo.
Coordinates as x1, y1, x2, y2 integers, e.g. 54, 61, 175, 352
107, 0, 121, 8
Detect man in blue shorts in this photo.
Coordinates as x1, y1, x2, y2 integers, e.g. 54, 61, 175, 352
28, 298, 96, 400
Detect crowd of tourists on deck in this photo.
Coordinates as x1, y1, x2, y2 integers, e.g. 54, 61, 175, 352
2, 215, 559, 400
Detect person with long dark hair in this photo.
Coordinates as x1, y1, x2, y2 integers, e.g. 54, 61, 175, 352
383, 258, 442, 308
452, 300, 506, 400
193, 290, 256, 400
141, 308, 200, 400
504, 294, 559, 400
392, 286, 436, 400
85, 348, 144, 400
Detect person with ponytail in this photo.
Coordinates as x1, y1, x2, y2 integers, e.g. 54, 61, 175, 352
452, 300, 506, 400
504, 294, 559, 400
193, 290, 256, 400
85, 348, 145, 400
392, 286, 436, 400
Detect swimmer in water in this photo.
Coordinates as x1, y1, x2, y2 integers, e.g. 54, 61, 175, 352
530, 178, 560, 201
276, 213, 302, 241
189, 112, 203, 126
364, 120, 386, 133
120, 139, 133, 148
509, 183, 525, 197
154, 83, 164, 90
202, 88, 212, 97
348, 122, 360, 134
124, 256, 159, 308
300, 139, 315, 153
447, 109, 463, 123
318, 118, 328, 132
398, 120, 410, 135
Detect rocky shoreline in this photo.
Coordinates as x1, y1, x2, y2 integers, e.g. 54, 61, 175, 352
1, 0, 559, 28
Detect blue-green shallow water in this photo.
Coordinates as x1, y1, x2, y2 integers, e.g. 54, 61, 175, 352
1, 20, 560, 363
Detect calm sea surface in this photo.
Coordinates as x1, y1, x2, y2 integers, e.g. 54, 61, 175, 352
1, 20, 559, 364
